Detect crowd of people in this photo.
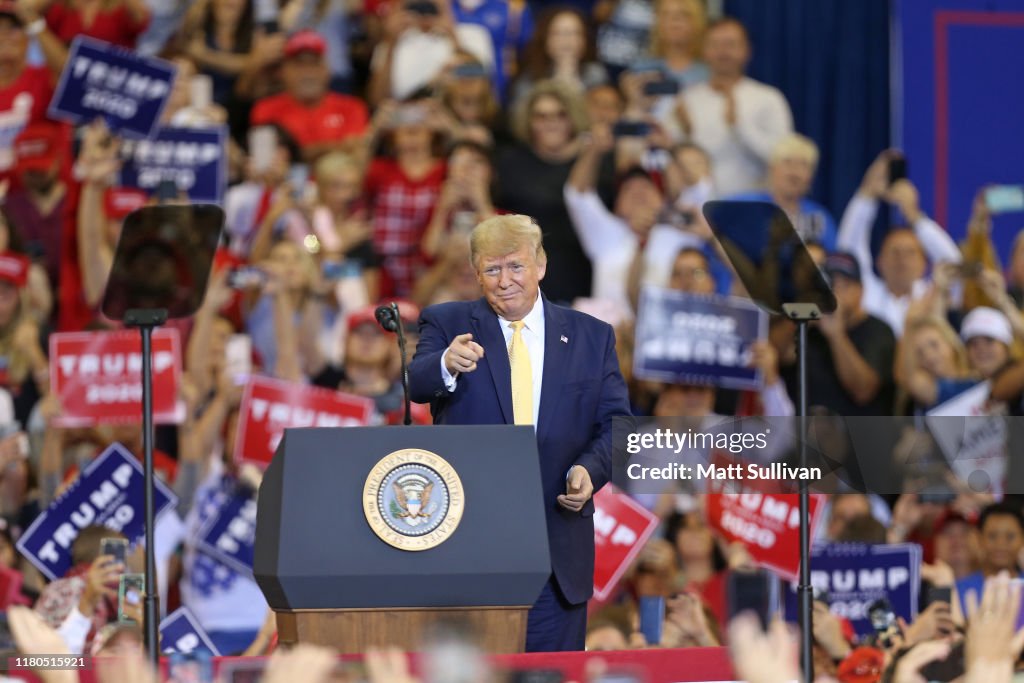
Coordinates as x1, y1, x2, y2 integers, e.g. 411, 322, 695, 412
0, 0, 1020, 680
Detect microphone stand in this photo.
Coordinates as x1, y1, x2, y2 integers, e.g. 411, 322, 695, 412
392, 303, 412, 426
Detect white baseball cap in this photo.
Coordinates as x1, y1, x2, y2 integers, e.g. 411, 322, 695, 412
960, 306, 1013, 345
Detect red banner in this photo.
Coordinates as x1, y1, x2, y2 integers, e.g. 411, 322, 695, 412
50, 330, 182, 427
592, 486, 660, 601
234, 376, 376, 467
705, 491, 824, 581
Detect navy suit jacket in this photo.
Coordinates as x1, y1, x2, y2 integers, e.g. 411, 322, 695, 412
408, 294, 632, 605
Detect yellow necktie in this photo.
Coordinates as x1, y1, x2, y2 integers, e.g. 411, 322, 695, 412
508, 320, 533, 425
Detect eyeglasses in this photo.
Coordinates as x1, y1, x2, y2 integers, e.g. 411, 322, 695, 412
531, 109, 568, 121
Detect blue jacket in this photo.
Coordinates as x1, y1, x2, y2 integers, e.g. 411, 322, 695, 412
408, 295, 632, 604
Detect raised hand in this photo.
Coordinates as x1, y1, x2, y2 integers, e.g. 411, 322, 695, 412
443, 333, 484, 375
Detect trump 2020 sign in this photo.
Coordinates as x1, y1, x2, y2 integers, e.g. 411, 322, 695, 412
634, 287, 767, 391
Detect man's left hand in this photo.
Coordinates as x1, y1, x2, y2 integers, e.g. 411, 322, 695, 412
558, 465, 593, 512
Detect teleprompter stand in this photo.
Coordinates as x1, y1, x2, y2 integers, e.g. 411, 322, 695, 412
703, 201, 837, 683
102, 205, 224, 666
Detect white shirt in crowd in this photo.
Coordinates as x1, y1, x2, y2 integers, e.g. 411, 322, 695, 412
659, 77, 793, 197
441, 294, 545, 428
563, 185, 706, 318
837, 195, 962, 337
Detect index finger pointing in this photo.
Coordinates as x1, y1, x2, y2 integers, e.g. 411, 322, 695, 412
468, 342, 485, 357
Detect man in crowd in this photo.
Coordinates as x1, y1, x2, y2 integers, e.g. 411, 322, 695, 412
5, 121, 67, 292
956, 502, 1024, 609
797, 251, 896, 415
409, 214, 632, 651
251, 30, 369, 162
671, 17, 793, 196
838, 151, 961, 337
564, 123, 706, 318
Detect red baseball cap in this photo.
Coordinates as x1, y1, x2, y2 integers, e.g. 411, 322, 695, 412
103, 187, 149, 220
837, 646, 884, 683
0, 252, 29, 288
347, 305, 381, 333
284, 30, 326, 59
14, 122, 63, 174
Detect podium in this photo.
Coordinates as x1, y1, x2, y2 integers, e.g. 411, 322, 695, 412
253, 425, 551, 653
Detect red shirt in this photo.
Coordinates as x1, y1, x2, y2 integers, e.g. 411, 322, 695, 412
365, 157, 446, 296
250, 92, 369, 151
57, 181, 98, 332
46, 4, 149, 49
0, 66, 55, 176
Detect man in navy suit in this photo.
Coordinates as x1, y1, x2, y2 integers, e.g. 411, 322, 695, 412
409, 214, 632, 652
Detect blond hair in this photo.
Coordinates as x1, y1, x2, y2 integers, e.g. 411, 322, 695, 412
510, 80, 590, 145
905, 315, 970, 375
470, 215, 546, 268
0, 289, 30, 385
770, 133, 820, 169
650, 0, 707, 59
314, 151, 360, 189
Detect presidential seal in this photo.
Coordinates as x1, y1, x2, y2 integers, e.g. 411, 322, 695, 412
362, 448, 464, 551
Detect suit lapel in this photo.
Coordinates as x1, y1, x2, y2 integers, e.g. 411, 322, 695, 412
537, 296, 569, 444
471, 298, 512, 424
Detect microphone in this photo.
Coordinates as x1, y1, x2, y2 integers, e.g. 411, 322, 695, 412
376, 302, 412, 426
375, 304, 399, 332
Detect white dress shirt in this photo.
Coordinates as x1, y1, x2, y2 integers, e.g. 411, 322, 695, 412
659, 77, 793, 196
837, 195, 962, 337
441, 295, 546, 427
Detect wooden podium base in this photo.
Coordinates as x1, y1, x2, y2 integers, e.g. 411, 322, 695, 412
275, 606, 530, 654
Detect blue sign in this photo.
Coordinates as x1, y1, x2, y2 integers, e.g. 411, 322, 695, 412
784, 543, 922, 638
633, 287, 767, 390
16, 443, 178, 581
195, 484, 257, 576
160, 606, 220, 656
48, 36, 176, 138
119, 126, 228, 203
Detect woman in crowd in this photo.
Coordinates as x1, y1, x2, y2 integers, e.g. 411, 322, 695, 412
308, 151, 380, 305
420, 140, 496, 260
179, 0, 283, 126
648, 0, 708, 87
510, 7, 608, 107
496, 80, 601, 304
225, 124, 305, 258
244, 240, 325, 382
436, 55, 500, 145
44, 0, 150, 50
899, 315, 974, 411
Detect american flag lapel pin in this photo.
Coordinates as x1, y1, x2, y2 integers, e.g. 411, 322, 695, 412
560, 335, 568, 344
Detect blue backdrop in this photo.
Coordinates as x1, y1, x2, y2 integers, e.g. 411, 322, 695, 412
896, 0, 1024, 257
724, 0, 891, 226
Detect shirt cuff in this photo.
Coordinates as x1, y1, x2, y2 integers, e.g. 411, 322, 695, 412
440, 349, 458, 392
